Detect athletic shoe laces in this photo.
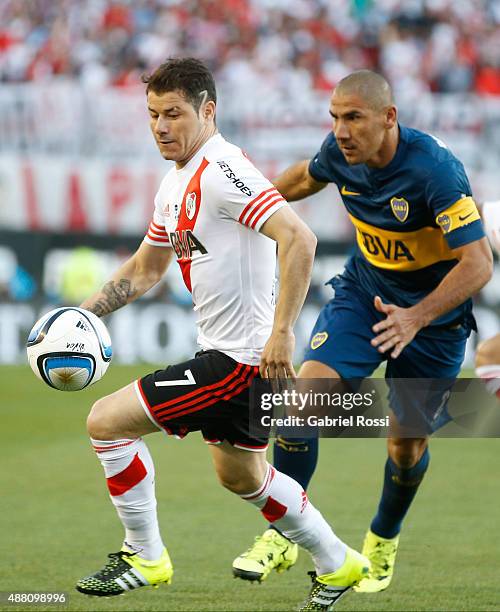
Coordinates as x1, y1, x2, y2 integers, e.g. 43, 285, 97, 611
97, 551, 137, 578
243, 533, 284, 562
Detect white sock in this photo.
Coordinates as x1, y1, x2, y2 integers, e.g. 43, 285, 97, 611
240, 463, 346, 575
476, 365, 500, 397
91, 437, 165, 561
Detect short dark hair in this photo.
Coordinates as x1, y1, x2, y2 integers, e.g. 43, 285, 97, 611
142, 57, 217, 112
335, 70, 394, 110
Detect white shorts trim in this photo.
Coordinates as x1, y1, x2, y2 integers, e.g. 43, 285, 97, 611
232, 443, 269, 453
133, 380, 167, 436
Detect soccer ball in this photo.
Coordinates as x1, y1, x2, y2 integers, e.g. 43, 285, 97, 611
26, 307, 112, 391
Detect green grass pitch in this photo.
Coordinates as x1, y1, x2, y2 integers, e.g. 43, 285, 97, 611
1, 365, 499, 612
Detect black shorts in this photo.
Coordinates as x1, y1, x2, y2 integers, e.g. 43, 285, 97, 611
134, 350, 268, 451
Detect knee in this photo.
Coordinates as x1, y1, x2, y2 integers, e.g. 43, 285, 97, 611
388, 438, 427, 469
87, 397, 117, 440
215, 466, 264, 496
475, 336, 500, 369
216, 472, 243, 494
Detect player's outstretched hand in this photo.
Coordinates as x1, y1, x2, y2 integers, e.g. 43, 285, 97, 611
371, 296, 422, 359
260, 329, 297, 384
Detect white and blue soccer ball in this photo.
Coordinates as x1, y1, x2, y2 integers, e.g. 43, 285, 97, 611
26, 307, 112, 391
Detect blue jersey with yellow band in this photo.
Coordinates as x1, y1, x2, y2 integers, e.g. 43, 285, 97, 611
309, 124, 485, 328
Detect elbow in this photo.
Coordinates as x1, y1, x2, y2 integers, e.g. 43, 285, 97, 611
472, 257, 493, 293
276, 219, 317, 265
299, 222, 317, 251
464, 241, 494, 291
297, 225, 317, 261
481, 249, 494, 287
306, 227, 318, 253
135, 266, 163, 291
146, 271, 164, 289
486, 256, 494, 283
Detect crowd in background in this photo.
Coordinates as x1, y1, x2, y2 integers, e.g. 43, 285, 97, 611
1, 0, 499, 98
0, 0, 499, 364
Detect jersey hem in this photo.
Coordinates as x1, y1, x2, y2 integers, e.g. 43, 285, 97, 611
198, 345, 262, 366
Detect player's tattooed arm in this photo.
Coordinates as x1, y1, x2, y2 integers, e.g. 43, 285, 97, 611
86, 279, 138, 317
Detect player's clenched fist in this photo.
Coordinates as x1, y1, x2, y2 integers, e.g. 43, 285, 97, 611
260, 329, 297, 380
371, 296, 422, 359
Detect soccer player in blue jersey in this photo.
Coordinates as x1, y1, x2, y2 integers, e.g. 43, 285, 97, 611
232, 70, 493, 599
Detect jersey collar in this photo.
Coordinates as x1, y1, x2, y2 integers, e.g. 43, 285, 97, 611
176, 133, 224, 175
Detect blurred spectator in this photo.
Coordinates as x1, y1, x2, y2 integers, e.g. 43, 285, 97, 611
60, 246, 103, 304
0, 246, 36, 300
10, 266, 36, 301
0, 0, 498, 95
0, 246, 18, 299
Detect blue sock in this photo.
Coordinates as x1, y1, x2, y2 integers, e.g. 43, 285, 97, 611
273, 436, 319, 490
370, 447, 430, 539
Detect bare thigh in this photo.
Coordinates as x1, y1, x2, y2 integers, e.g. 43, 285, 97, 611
87, 382, 160, 440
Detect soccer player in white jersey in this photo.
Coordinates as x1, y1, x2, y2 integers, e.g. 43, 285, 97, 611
74, 58, 369, 610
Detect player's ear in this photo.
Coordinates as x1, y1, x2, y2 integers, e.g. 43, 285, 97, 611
385, 105, 397, 129
202, 100, 216, 122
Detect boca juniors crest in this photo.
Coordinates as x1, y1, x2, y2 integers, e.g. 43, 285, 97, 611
390, 197, 409, 222
310, 332, 328, 350
436, 213, 451, 233
185, 192, 197, 220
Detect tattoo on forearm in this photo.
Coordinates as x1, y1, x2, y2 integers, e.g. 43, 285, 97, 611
89, 279, 138, 317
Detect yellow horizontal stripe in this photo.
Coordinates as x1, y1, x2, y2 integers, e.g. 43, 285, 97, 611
349, 213, 455, 271
435, 196, 480, 234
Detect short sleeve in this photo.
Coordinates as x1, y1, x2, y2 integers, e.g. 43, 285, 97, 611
308, 133, 336, 183
143, 192, 171, 248
426, 159, 485, 249
213, 158, 288, 232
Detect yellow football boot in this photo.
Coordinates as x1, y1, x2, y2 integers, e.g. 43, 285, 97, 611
354, 530, 400, 593
232, 528, 298, 582
76, 546, 173, 596
299, 547, 370, 611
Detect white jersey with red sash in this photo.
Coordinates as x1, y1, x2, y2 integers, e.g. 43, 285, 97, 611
144, 134, 287, 366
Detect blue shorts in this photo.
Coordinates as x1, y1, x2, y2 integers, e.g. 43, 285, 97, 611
303, 276, 471, 433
